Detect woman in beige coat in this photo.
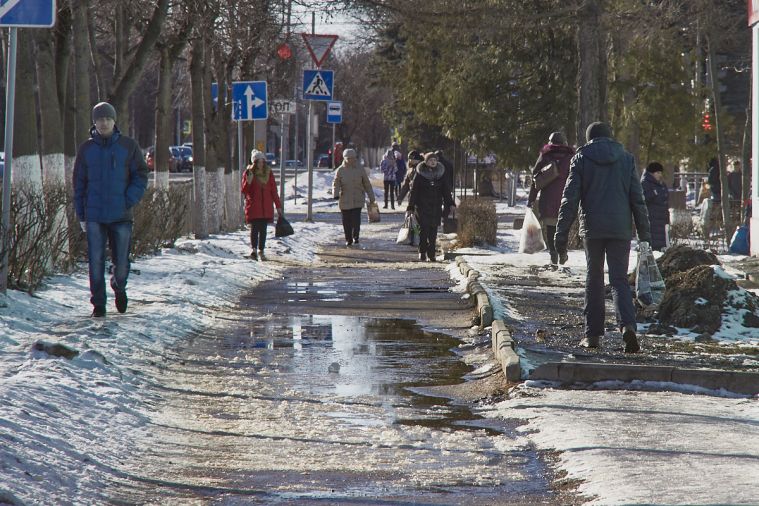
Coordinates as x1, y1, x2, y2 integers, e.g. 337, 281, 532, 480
332, 148, 376, 246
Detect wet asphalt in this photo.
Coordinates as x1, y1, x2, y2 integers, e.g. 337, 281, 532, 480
107, 211, 577, 505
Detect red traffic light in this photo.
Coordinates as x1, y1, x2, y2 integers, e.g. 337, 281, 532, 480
702, 113, 713, 131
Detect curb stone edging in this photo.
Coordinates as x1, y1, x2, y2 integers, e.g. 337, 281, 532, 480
456, 257, 522, 382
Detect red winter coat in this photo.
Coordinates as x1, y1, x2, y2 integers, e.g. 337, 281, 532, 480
241, 168, 282, 223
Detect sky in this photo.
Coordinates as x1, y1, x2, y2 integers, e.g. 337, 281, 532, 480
1, 168, 757, 504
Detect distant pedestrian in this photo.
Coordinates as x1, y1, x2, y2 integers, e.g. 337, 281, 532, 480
727, 159, 742, 202
394, 150, 407, 200
707, 157, 721, 203
73, 102, 148, 317
241, 150, 282, 261
641, 162, 670, 252
398, 150, 423, 204
554, 122, 651, 352
407, 152, 455, 262
527, 131, 574, 267
333, 148, 376, 247
380, 149, 397, 209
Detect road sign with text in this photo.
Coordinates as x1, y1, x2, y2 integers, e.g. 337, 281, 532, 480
270, 99, 296, 115
302, 70, 334, 101
231, 81, 267, 121
0, 0, 56, 27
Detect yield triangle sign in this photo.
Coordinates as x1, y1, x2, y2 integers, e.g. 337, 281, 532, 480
301, 33, 338, 67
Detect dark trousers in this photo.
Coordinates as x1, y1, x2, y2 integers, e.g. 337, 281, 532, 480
341, 207, 362, 243
584, 238, 637, 338
86, 221, 132, 307
418, 221, 438, 258
383, 181, 395, 207
249, 219, 268, 251
543, 224, 557, 264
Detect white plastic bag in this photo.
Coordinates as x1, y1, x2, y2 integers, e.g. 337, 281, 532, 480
635, 242, 665, 307
518, 208, 546, 254
396, 216, 411, 244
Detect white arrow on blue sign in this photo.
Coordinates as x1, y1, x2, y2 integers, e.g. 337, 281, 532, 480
303, 70, 334, 101
0, 0, 56, 27
326, 101, 342, 124
231, 81, 268, 121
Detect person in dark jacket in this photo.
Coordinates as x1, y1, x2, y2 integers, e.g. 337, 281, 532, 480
554, 122, 651, 353
527, 132, 575, 267
641, 162, 670, 251
73, 102, 148, 317
394, 150, 407, 199
241, 150, 283, 261
380, 149, 397, 209
707, 157, 721, 202
407, 152, 455, 262
398, 150, 423, 203
727, 160, 742, 201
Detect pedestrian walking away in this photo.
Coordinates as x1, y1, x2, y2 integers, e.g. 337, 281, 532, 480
380, 149, 397, 209
707, 157, 721, 203
407, 152, 455, 262
241, 150, 283, 261
554, 121, 651, 353
641, 162, 670, 251
73, 102, 149, 318
394, 150, 407, 200
333, 148, 376, 247
398, 150, 423, 204
527, 131, 574, 268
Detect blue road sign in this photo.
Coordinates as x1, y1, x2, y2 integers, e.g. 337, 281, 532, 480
0, 0, 56, 27
231, 81, 268, 121
326, 101, 342, 124
302, 70, 334, 101
211, 82, 219, 112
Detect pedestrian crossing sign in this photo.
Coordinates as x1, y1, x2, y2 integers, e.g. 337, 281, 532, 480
302, 69, 334, 101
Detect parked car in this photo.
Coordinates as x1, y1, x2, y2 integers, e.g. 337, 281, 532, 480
145, 146, 180, 172
172, 145, 193, 172
284, 160, 304, 170
265, 152, 277, 167
0, 151, 4, 179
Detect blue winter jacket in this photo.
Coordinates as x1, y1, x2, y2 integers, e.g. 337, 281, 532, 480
555, 137, 651, 247
73, 126, 148, 223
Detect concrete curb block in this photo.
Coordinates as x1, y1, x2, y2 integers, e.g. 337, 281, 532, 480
476, 293, 493, 327
492, 320, 521, 382
529, 362, 759, 396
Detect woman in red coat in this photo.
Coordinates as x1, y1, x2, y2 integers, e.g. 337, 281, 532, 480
241, 150, 282, 260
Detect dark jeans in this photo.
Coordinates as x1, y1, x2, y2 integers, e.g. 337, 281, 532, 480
383, 181, 395, 207
583, 238, 636, 338
86, 221, 132, 308
543, 223, 557, 264
341, 207, 362, 243
418, 221, 438, 258
249, 219, 268, 251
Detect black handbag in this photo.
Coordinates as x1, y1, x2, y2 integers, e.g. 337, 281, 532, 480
534, 159, 559, 191
275, 216, 294, 237
443, 209, 458, 234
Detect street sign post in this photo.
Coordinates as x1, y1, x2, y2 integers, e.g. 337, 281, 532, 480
231, 81, 268, 121
1, 0, 57, 293
302, 70, 334, 101
752, 2, 759, 254
326, 101, 342, 124
301, 33, 338, 68
0, 0, 56, 27
270, 99, 296, 115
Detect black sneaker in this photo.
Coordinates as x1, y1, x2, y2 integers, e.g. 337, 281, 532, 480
579, 336, 600, 348
345, 241, 353, 247
418, 252, 427, 261
92, 305, 106, 318
353, 238, 359, 245
250, 251, 258, 260
622, 325, 640, 353
115, 291, 128, 314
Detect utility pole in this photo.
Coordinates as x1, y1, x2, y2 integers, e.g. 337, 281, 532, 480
306, 11, 316, 222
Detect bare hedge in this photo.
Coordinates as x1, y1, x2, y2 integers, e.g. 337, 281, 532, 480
457, 198, 497, 247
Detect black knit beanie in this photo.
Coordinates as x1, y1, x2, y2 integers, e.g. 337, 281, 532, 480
646, 162, 664, 173
586, 122, 612, 141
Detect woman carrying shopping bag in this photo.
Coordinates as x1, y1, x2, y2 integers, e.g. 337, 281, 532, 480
407, 152, 455, 262
241, 150, 282, 261
332, 148, 376, 247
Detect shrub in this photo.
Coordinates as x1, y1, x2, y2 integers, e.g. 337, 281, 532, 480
131, 185, 190, 256
457, 198, 497, 247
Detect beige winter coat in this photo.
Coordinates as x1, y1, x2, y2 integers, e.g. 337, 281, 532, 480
332, 162, 375, 210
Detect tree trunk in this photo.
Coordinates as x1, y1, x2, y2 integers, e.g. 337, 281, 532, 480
575, 0, 607, 145
87, 5, 109, 101
71, 0, 92, 148
33, 30, 65, 186
12, 31, 42, 189
203, 42, 222, 234
154, 45, 172, 190
741, 101, 751, 222
54, 3, 72, 126
706, 34, 733, 244
190, 38, 208, 239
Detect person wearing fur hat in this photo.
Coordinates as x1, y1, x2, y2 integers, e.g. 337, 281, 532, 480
527, 131, 575, 267
398, 150, 423, 204
641, 162, 669, 251
407, 152, 455, 261
241, 150, 283, 260
332, 148, 376, 247
73, 101, 148, 317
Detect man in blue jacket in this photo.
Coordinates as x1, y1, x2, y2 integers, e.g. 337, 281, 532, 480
554, 122, 651, 353
73, 102, 148, 317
